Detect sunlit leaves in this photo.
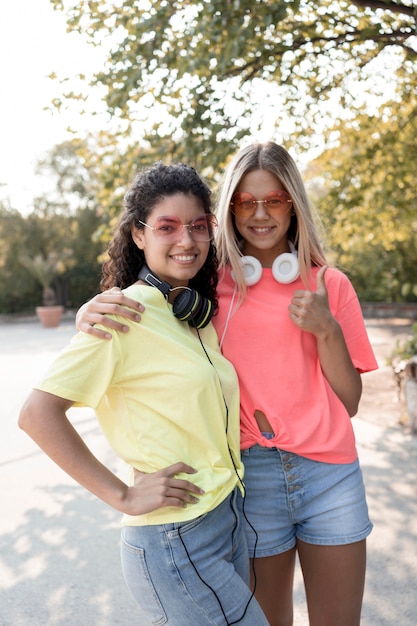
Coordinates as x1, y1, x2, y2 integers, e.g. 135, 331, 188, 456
306, 95, 417, 301
49, 0, 416, 169
45, 0, 417, 302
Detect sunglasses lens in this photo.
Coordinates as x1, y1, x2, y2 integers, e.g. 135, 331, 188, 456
231, 191, 292, 217
152, 217, 182, 242
264, 192, 292, 216
152, 215, 217, 242
231, 193, 255, 216
190, 215, 217, 241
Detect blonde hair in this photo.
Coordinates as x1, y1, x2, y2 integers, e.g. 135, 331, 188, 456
215, 141, 327, 299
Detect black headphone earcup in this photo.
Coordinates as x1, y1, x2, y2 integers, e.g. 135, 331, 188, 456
172, 289, 213, 329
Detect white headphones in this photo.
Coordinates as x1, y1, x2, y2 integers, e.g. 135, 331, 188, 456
236, 243, 299, 286
221, 244, 299, 347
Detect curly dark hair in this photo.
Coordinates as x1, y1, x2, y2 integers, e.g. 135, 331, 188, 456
101, 162, 218, 314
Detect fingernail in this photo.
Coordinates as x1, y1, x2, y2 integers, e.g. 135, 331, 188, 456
122, 326, 129, 332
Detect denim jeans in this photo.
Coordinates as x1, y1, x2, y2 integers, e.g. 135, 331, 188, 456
120, 489, 269, 625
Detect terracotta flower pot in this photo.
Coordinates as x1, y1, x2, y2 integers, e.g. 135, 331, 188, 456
35, 306, 64, 328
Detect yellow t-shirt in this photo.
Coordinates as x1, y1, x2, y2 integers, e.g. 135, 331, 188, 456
36, 284, 243, 525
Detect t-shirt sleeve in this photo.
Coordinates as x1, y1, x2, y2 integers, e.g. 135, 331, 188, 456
327, 269, 378, 374
35, 328, 122, 408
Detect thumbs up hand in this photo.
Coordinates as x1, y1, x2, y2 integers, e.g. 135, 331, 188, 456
315, 265, 329, 299
288, 266, 332, 334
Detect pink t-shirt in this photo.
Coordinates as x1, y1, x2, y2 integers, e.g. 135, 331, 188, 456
213, 266, 378, 463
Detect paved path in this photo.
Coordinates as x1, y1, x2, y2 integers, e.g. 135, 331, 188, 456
0, 316, 416, 625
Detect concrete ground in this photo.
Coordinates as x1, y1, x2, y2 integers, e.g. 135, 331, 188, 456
0, 314, 416, 625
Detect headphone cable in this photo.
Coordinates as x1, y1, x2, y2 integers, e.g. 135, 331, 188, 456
176, 330, 259, 625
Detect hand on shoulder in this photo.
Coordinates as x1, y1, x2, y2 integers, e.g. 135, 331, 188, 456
76, 287, 145, 340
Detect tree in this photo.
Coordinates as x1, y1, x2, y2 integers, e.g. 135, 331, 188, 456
0, 202, 35, 313
33, 138, 110, 306
39, 1, 417, 305
19, 250, 73, 306
0, 140, 105, 314
50, 0, 416, 171
305, 93, 417, 302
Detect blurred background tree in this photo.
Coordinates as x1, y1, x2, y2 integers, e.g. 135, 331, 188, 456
0, 139, 104, 313
48, 0, 416, 301
305, 92, 417, 301
0, 0, 415, 314
49, 0, 416, 169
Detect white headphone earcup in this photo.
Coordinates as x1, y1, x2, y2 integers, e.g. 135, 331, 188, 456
232, 255, 263, 286
272, 253, 300, 284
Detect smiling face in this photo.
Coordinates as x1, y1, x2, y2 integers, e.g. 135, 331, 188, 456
233, 169, 293, 267
131, 193, 211, 289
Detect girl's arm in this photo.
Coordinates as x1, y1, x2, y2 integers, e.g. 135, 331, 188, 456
18, 389, 203, 513
76, 287, 144, 339
288, 266, 362, 416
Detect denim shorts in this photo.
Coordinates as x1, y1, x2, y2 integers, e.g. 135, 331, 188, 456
238, 438, 373, 558
120, 489, 269, 625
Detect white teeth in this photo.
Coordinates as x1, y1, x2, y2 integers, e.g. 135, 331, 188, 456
252, 227, 271, 233
173, 255, 195, 261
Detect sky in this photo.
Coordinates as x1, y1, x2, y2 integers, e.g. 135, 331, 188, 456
0, 0, 106, 213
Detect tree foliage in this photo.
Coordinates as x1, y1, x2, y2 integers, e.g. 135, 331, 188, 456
306, 92, 417, 301
50, 0, 416, 171
20, 250, 74, 306
3, 1, 412, 310
0, 140, 105, 314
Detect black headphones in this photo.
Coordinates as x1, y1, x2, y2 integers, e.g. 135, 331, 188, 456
138, 265, 213, 329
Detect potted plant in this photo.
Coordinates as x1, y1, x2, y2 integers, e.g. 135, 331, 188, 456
20, 250, 71, 327
388, 322, 417, 431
